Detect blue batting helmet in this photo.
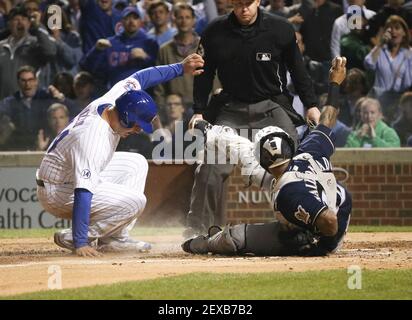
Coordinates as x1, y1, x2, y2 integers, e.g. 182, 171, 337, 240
115, 90, 157, 133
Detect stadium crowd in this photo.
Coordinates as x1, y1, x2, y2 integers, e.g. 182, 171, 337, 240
0, 0, 412, 156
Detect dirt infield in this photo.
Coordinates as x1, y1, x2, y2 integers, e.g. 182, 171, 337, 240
1, 232, 412, 297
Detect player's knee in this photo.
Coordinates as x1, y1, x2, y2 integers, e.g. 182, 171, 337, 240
130, 153, 149, 175
132, 193, 147, 214
136, 153, 148, 170
315, 209, 338, 237
122, 193, 147, 218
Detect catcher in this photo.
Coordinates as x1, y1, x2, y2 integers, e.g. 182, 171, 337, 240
182, 57, 351, 256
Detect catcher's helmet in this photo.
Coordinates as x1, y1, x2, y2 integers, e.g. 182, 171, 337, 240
115, 90, 157, 133
254, 126, 295, 171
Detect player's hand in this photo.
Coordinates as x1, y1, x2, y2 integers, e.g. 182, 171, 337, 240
305, 107, 320, 126
75, 245, 102, 257
96, 39, 112, 50
182, 53, 204, 76
329, 56, 347, 85
288, 13, 304, 25
131, 48, 149, 60
189, 113, 204, 131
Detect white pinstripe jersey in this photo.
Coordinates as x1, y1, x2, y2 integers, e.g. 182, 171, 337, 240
38, 76, 142, 194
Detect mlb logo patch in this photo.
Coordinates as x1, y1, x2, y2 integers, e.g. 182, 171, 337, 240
256, 53, 271, 61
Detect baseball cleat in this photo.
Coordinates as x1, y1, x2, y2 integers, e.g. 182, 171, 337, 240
98, 238, 152, 253
54, 229, 98, 251
181, 235, 209, 254
54, 229, 75, 251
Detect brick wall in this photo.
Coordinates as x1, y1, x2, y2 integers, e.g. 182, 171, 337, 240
1, 150, 411, 227
225, 149, 412, 226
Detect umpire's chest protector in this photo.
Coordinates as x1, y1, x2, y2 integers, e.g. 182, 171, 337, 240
202, 10, 295, 99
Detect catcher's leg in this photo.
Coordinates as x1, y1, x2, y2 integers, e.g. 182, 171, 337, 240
182, 222, 318, 256
182, 224, 246, 255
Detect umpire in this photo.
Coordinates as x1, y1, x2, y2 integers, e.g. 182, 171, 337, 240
184, 0, 320, 237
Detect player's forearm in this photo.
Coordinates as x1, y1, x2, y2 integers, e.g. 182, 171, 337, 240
319, 82, 340, 129
319, 106, 339, 129
131, 63, 183, 90
72, 188, 93, 248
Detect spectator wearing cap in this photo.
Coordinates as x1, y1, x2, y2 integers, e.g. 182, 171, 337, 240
80, 6, 158, 88
0, 6, 57, 99
330, 0, 375, 58
79, 0, 122, 54
147, 0, 176, 47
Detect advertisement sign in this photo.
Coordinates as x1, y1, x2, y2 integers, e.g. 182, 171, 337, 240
0, 167, 70, 229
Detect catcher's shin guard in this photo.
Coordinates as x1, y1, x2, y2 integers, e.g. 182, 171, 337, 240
182, 235, 210, 254
182, 224, 247, 255
207, 224, 246, 255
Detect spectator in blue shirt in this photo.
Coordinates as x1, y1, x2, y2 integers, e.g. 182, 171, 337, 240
364, 15, 412, 122
79, 0, 122, 53
147, 0, 176, 47
80, 6, 159, 88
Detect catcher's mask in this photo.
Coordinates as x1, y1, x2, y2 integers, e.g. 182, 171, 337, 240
254, 126, 295, 171
115, 90, 157, 133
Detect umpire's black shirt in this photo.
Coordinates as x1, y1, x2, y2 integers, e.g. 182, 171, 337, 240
193, 8, 317, 115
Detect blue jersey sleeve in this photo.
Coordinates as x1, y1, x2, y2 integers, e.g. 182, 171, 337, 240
72, 188, 93, 248
130, 63, 183, 90
297, 124, 336, 159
